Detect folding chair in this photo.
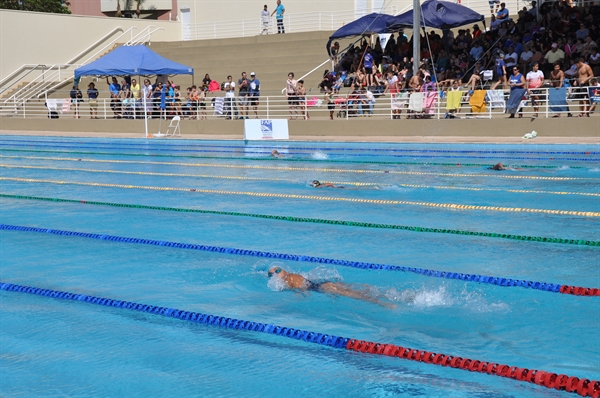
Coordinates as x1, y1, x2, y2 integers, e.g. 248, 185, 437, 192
165, 116, 181, 137
480, 70, 494, 89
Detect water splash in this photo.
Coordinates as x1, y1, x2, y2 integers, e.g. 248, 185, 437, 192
558, 165, 571, 171
589, 167, 600, 173
311, 151, 329, 160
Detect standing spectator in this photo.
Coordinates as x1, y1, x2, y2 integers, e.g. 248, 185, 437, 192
238, 72, 250, 119
324, 87, 335, 120
492, 53, 507, 90
550, 63, 565, 88
106, 77, 121, 118
363, 48, 375, 87
224, 75, 237, 120
496, 3, 509, 21
69, 84, 83, 119
575, 58, 593, 117
526, 62, 544, 117
87, 82, 98, 119
358, 87, 376, 116
271, 0, 285, 34
198, 87, 207, 120
285, 72, 297, 119
261, 5, 270, 35
507, 66, 526, 118
248, 72, 261, 119
296, 79, 309, 120
142, 79, 153, 116
130, 78, 141, 116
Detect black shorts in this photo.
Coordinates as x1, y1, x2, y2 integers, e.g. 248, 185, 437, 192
287, 96, 298, 105
365, 67, 373, 74
249, 96, 259, 106
110, 98, 121, 110
327, 103, 335, 110
199, 102, 206, 109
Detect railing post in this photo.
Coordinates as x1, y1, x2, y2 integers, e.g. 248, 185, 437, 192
319, 12, 321, 30
545, 88, 549, 118
266, 96, 269, 119
243, 20, 245, 37
214, 22, 217, 39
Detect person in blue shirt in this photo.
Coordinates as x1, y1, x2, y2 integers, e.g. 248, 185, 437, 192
491, 53, 507, 90
496, 3, 509, 21
271, 0, 285, 34
249, 72, 260, 118
363, 48, 375, 86
106, 76, 122, 118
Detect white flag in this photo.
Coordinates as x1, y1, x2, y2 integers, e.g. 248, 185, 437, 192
379, 33, 392, 49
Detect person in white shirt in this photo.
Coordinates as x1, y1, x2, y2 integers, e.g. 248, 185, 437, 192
223, 75, 237, 119
526, 62, 544, 117
261, 5, 270, 34
504, 46, 518, 69
519, 45, 533, 72
358, 88, 376, 116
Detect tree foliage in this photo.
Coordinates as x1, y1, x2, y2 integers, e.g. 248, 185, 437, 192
0, 0, 71, 14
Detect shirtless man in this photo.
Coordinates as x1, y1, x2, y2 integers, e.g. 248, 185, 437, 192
575, 58, 594, 117
267, 266, 394, 307
550, 63, 565, 88
407, 72, 423, 119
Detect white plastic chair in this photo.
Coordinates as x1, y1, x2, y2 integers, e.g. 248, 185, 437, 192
165, 116, 181, 137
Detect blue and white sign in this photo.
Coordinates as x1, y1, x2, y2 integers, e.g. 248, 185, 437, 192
244, 119, 289, 140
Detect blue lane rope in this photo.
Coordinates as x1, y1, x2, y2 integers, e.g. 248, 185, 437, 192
0, 223, 576, 294
0, 142, 597, 162
0, 281, 349, 348
1, 138, 598, 156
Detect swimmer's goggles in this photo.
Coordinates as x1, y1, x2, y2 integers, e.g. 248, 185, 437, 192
312, 180, 321, 187
268, 267, 282, 277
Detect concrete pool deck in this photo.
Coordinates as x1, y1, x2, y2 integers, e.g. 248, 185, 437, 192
1, 117, 598, 144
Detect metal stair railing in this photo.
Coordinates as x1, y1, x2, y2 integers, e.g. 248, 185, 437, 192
124, 25, 165, 46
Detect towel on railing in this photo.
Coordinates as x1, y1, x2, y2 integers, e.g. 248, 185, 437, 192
549, 87, 569, 113
408, 92, 424, 112
469, 90, 487, 113
392, 92, 409, 109
61, 99, 71, 113
506, 88, 526, 114
44, 99, 62, 112
213, 97, 224, 115
485, 90, 506, 109
423, 91, 437, 114
446, 91, 463, 110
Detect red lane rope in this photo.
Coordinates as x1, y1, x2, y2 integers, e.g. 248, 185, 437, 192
345, 340, 600, 397
560, 285, 600, 296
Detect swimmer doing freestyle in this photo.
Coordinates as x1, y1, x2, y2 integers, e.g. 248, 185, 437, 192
311, 180, 345, 188
268, 266, 395, 308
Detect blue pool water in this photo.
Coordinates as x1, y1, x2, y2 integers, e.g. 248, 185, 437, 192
0, 136, 599, 397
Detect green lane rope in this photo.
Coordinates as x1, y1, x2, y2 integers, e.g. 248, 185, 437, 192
3, 176, 598, 217
1, 193, 598, 246
0, 147, 586, 169
1, 155, 593, 181
2, 164, 598, 197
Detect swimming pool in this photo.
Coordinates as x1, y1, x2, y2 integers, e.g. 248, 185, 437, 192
0, 136, 598, 397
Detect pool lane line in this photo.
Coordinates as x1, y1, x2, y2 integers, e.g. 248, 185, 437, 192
2, 283, 596, 397
2, 223, 599, 296
3, 177, 599, 217
0, 148, 588, 169
2, 142, 599, 162
3, 194, 598, 247
3, 137, 598, 155
3, 164, 599, 197
1, 283, 598, 398
2, 155, 593, 181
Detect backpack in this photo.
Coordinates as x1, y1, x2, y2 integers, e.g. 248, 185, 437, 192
344, 76, 354, 87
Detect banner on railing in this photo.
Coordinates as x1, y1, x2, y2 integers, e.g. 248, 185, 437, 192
244, 119, 289, 140
588, 87, 600, 104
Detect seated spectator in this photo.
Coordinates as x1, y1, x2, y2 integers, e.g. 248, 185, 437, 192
505, 46, 519, 70
490, 15, 502, 30
469, 41, 484, 62
497, 3, 510, 21
202, 74, 211, 89
319, 70, 335, 92
589, 48, 600, 77
519, 43, 534, 72
543, 43, 565, 76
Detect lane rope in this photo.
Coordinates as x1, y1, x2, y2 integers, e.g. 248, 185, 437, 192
1, 282, 598, 397
0, 148, 588, 169
2, 176, 598, 217
2, 155, 593, 181
2, 223, 598, 296
2, 193, 597, 246
2, 137, 598, 155
2, 141, 599, 162
2, 164, 599, 197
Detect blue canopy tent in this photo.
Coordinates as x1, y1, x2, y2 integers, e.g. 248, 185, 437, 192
74, 45, 194, 78
386, 0, 484, 30
74, 46, 193, 137
326, 13, 398, 56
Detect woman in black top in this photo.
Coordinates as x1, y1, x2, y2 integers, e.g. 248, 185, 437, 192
87, 82, 99, 119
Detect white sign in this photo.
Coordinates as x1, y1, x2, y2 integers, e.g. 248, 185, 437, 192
244, 119, 289, 140
379, 33, 392, 50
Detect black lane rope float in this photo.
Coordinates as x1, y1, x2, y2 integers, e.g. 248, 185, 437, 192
2, 155, 593, 181
1, 194, 598, 247
0, 148, 589, 169
1, 224, 598, 296
2, 176, 598, 217
1, 142, 598, 162
2, 282, 598, 396
1, 137, 598, 155
3, 164, 598, 196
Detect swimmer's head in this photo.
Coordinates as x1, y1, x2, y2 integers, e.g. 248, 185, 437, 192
312, 180, 321, 187
492, 162, 504, 170
268, 266, 284, 277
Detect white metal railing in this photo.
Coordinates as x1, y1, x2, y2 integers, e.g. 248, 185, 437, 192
124, 26, 165, 46
2, 87, 595, 121
188, 6, 398, 41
